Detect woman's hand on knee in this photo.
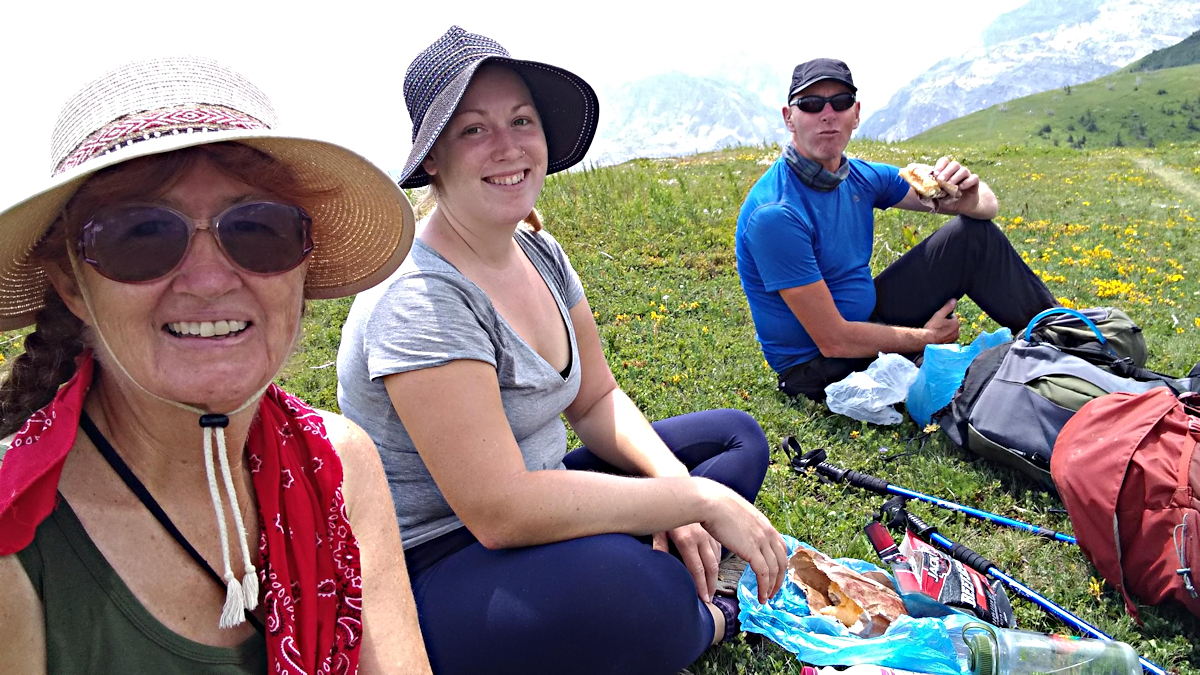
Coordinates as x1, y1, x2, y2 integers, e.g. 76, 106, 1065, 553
656, 524, 722, 601
694, 479, 788, 604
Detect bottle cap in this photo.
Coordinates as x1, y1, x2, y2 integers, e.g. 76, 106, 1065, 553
967, 633, 998, 675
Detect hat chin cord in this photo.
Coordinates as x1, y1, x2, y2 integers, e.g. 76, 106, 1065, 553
68, 250, 267, 629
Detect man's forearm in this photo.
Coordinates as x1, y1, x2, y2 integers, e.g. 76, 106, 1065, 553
816, 320, 932, 359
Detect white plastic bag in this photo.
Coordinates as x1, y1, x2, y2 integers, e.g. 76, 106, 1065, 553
824, 353, 919, 425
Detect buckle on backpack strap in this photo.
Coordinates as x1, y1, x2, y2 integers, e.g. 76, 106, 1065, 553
1176, 568, 1197, 598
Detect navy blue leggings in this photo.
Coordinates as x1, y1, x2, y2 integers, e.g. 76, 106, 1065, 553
409, 408, 770, 675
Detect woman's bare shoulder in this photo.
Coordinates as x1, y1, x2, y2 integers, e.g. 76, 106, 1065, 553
315, 410, 377, 462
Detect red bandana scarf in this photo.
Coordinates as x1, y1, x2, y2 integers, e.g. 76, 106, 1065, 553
0, 351, 363, 675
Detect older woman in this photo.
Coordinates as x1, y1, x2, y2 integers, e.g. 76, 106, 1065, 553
336, 27, 789, 675
0, 57, 431, 674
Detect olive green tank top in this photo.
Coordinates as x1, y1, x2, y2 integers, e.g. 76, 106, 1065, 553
15, 498, 266, 674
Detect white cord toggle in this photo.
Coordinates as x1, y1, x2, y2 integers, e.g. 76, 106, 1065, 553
203, 418, 246, 628
214, 422, 259, 611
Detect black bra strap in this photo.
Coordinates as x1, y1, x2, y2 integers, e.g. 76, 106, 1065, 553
80, 412, 265, 634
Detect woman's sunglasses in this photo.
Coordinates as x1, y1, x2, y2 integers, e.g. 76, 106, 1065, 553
78, 201, 314, 283
789, 93, 856, 114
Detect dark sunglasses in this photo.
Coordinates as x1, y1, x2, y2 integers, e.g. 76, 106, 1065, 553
78, 201, 314, 283
789, 93, 856, 114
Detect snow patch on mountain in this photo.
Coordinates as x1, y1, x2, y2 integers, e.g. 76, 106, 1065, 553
585, 72, 788, 167
859, 0, 1200, 142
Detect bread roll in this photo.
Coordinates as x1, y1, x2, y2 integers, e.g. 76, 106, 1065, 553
900, 163, 961, 200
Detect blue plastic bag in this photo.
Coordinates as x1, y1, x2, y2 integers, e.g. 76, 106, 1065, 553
738, 536, 970, 675
907, 327, 1012, 426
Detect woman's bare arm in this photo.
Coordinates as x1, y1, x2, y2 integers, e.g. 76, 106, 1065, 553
383, 361, 788, 601
320, 412, 432, 675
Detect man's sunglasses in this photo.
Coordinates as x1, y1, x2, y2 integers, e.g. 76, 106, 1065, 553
789, 93, 856, 114
78, 201, 314, 283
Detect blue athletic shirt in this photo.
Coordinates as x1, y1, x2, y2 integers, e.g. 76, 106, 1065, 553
736, 155, 910, 373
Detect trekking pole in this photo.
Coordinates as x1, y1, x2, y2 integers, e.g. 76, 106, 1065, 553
893, 506, 1168, 675
788, 441, 1077, 545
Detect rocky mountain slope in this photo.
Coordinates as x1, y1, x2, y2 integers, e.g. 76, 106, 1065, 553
585, 72, 787, 168
859, 0, 1200, 141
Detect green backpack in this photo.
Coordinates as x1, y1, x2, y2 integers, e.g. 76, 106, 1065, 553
934, 308, 1200, 490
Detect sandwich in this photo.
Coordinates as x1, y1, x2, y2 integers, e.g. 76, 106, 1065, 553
789, 545, 907, 638
899, 163, 961, 200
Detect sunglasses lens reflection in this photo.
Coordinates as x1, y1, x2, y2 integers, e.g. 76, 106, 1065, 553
796, 93, 855, 114
82, 203, 312, 283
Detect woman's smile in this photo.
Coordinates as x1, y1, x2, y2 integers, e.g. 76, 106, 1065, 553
484, 169, 530, 187
165, 319, 251, 338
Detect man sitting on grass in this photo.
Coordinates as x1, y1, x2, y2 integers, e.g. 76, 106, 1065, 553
736, 57, 1058, 401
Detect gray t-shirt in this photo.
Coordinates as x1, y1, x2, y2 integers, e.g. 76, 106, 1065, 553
336, 228, 584, 548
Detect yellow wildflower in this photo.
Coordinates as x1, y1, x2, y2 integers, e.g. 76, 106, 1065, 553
1088, 577, 1103, 600
849, 430, 860, 439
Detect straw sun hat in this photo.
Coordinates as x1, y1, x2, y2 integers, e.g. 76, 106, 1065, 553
0, 56, 416, 331
398, 26, 599, 189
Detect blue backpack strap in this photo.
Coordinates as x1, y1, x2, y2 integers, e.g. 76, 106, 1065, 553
1024, 307, 1106, 344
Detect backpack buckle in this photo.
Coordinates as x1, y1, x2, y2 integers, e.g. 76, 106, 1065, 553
1176, 567, 1197, 599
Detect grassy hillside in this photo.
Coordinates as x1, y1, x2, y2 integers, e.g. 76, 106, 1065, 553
5, 140, 1199, 673
289, 139, 1199, 674
1130, 29, 1200, 72
914, 63, 1200, 149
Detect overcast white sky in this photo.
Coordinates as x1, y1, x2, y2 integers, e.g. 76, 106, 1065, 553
1, 0, 1027, 208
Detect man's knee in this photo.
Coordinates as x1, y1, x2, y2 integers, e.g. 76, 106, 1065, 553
937, 214, 1004, 242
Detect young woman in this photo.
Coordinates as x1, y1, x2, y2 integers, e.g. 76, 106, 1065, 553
336, 27, 788, 675
0, 57, 431, 674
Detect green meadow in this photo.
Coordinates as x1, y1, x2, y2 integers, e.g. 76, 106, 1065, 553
915, 64, 1200, 151
284, 140, 1200, 674
3, 139, 1198, 673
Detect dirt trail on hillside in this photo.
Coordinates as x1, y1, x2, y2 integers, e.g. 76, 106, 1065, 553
1134, 157, 1200, 205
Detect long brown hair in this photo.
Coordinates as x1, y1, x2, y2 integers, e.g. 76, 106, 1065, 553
0, 142, 329, 437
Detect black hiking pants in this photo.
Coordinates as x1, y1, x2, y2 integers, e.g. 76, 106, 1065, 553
778, 216, 1058, 401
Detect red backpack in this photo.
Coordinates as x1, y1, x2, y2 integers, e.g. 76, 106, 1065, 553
1051, 388, 1200, 620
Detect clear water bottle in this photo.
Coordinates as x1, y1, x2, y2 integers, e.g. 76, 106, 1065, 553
959, 624, 1140, 675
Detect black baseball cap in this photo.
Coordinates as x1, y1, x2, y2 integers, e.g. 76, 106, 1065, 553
788, 58, 857, 100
